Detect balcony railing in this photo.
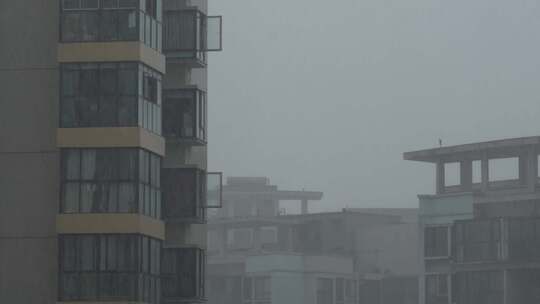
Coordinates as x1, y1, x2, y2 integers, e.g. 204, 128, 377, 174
163, 89, 206, 145
163, 9, 222, 66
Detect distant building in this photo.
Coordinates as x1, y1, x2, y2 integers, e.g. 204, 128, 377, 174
207, 177, 419, 304
405, 136, 540, 304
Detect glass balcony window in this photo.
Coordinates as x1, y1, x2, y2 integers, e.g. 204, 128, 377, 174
58, 234, 161, 303
424, 226, 450, 258
162, 89, 206, 144
453, 219, 501, 263
60, 0, 162, 51
60, 148, 161, 219
163, 9, 222, 66
60, 62, 162, 134
161, 248, 206, 303
161, 169, 222, 223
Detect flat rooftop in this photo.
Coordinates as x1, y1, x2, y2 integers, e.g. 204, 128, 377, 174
223, 190, 323, 201
403, 136, 540, 163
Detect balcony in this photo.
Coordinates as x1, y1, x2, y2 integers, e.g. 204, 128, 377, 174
60, 0, 162, 51
162, 89, 206, 145
452, 217, 540, 264
161, 248, 206, 303
163, 8, 222, 67
161, 168, 222, 223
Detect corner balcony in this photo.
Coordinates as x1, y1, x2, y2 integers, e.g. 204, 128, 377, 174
163, 8, 222, 67
162, 247, 207, 304
163, 88, 207, 145
161, 168, 222, 223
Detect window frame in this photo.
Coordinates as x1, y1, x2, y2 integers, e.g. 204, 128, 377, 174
60, 148, 161, 219
162, 88, 207, 144
58, 234, 162, 303
60, 0, 162, 50
60, 62, 162, 134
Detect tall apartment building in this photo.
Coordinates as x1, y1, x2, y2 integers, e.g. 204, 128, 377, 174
405, 136, 540, 304
0, 0, 222, 303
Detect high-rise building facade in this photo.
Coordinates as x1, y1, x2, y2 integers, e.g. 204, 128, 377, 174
0, 0, 222, 303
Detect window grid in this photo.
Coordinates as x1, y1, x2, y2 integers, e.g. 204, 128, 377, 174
60, 0, 162, 51
161, 168, 207, 223
162, 88, 207, 143
161, 248, 206, 300
60, 62, 162, 134
58, 234, 161, 303
60, 148, 161, 219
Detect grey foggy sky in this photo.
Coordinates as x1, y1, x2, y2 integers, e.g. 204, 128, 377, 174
206, 0, 540, 212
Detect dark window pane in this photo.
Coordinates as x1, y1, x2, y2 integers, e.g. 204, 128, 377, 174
61, 274, 80, 300
81, 150, 97, 180
80, 236, 96, 271
61, 97, 78, 127
64, 150, 81, 180
107, 236, 118, 271
142, 237, 149, 273
119, 0, 137, 8
79, 69, 99, 125
81, 0, 99, 9
101, 10, 119, 40
96, 150, 117, 180
119, 96, 137, 125
61, 236, 78, 271
99, 96, 117, 125
80, 183, 97, 212
102, 0, 118, 8
119, 10, 139, 40
119, 68, 137, 95
119, 150, 137, 180
143, 76, 158, 103
118, 274, 136, 299
80, 273, 98, 300
93, 183, 112, 212
107, 183, 119, 212
63, 0, 80, 9
100, 64, 118, 96
119, 182, 137, 212
63, 183, 80, 213
182, 100, 195, 137
79, 11, 99, 41
62, 69, 79, 97
62, 12, 81, 41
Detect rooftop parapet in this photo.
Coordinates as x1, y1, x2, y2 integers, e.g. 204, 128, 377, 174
404, 136, 540, 195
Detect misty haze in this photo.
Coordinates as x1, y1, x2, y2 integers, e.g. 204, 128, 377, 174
2, 0, 540, 303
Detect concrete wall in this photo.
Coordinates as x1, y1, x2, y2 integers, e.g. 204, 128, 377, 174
355, 222, 420, 276
0, 1, 59, 303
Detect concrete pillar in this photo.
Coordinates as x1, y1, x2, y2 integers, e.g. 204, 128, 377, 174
503, 270, 508, 304
460, 160, 473, 191
436, 160, 445, 194
301, 199, 308, 214
481, 155, 489, 192
527, 148, 538, 192
519, 154, 528, 184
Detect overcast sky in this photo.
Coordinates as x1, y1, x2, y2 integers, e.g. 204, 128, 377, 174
206, 0, 540, 212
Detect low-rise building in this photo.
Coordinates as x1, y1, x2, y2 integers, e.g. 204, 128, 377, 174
207, 177, 419, 304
